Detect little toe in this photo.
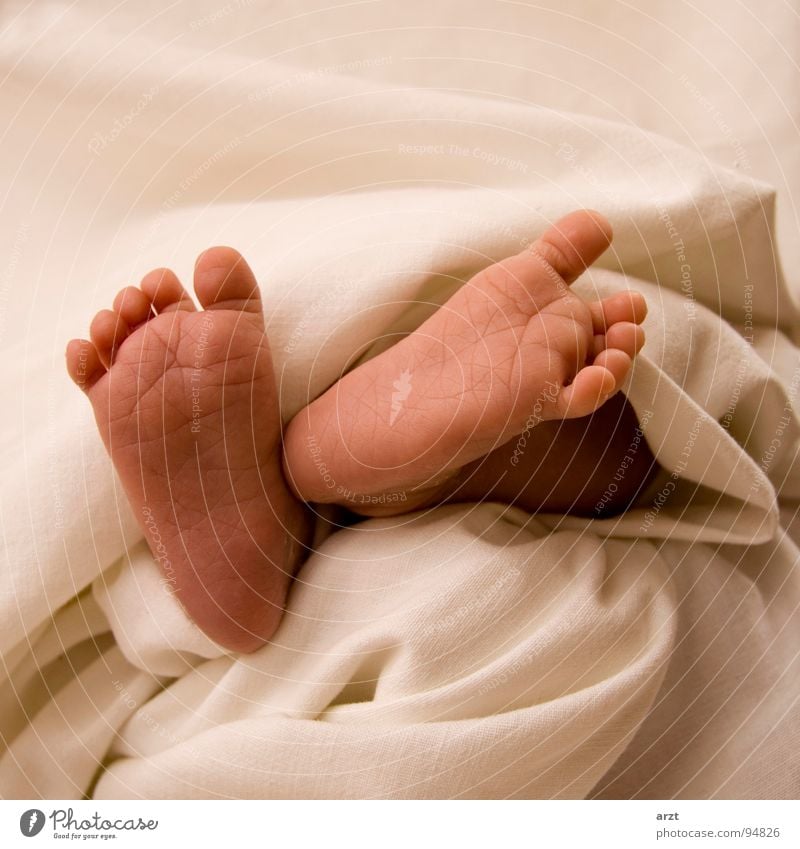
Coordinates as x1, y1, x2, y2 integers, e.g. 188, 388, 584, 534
193, 246, 263, 319
112, 286, 153, 328
140, 268, 196, 313
557, 364, 617, 419
66, 339, 105, 391
90, 309, 131, 368
590, 291, 647, 332
605, 321, 645, 358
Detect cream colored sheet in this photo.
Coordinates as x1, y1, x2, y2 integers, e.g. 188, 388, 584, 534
0, 0, 798, 799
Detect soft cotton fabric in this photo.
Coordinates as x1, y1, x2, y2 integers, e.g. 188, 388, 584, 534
1, 0, 798, 799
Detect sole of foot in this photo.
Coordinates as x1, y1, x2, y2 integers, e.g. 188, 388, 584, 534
283, 210, 647, 512
67, 249, 312, 652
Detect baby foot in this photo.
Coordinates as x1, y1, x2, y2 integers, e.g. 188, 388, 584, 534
283, 210, 647, 509
66, 249, 312, 652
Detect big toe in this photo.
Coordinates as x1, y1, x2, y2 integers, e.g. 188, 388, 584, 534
529, 209, 613, 285
479, 209, 613, 303
193, 246, 263, 321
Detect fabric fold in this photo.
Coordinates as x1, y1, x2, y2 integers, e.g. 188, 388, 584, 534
2, 0, 799, 801
93, 507, 676, 799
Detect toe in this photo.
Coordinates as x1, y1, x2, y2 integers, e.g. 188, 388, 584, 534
605, 321, 645, 358
90, 309, 131, 368
140, 268, 196, 313
66, 339, 105, 391
193, 246, 263, 319
529, 209, 613, 286
593, 348, 632, 387
590, 291, 647, 332
113, 286, 153, 328
478, 209, 613, 306
556, 364, 618, 419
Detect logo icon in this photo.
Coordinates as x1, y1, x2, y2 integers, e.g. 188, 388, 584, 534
389, 369, 413, 425
19, 809, 45, 837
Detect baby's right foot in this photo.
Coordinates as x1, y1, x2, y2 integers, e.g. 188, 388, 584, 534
284, 210, 647, 510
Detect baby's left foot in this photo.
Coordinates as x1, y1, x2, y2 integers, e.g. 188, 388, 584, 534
283, 210, 647, 511
66, 249, 312, 652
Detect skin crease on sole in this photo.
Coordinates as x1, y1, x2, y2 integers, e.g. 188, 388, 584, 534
67, 210, 654, 652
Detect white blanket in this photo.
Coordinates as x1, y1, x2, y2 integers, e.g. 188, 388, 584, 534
1, 0, 799, 799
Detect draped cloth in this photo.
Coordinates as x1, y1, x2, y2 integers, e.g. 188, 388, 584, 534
1, 0, 798, 799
